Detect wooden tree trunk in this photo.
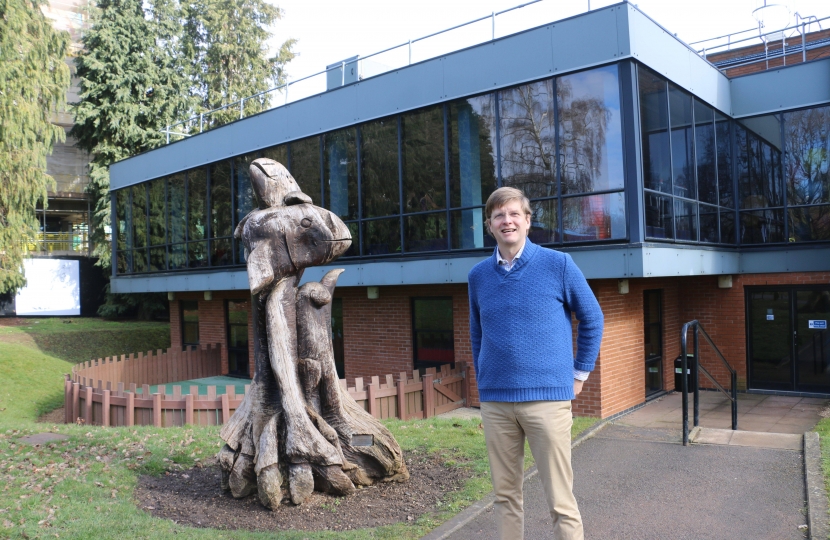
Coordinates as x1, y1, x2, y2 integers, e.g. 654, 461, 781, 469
218, 158, 409, 508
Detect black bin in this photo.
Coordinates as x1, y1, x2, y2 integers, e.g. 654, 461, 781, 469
674, 354, 697, 392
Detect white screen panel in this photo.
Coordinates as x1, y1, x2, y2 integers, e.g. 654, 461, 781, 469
15, 259, 81, 316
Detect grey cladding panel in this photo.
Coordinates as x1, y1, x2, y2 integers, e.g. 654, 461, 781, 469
490, 26, 555, 88
311, 84, 359, 130
627, 7, 691, 87
731, 59, 830, 118
356, 60, 445, 118
442, 47, 499, 100
551, 6, 619, 73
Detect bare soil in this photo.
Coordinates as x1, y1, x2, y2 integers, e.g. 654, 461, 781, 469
134, 450, 472, 532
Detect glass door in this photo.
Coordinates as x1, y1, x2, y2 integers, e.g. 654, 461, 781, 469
747, 290, 793, 390
795, 289, 830, 392
644, 290, 663, 397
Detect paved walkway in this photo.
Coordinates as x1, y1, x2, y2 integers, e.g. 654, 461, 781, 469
434, 393, 830, 539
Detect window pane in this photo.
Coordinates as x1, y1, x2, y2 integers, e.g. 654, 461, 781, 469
115, 188, 130, 253
324, 128, 358, 220
210, 160, 233, 238
695, 100, 717, 205
182, 300, 199, 345
402, 106, 446, 213
789, 205, 830, 242
413, 297, 453, 369
784, 106, 830, 206
188, 240, 208, 268
716, 113, 733, 208
638, 68, 671, 193
669, 85, 695, 199
361, 118, 399, 218
211, 238, 233, 266
363, 217, 401, 255
528, 198, 559, 244
720, 209, 735, 244
563, 192, 625, 242
559, 64, 624, 194
149, 247, 166, 271
675, 199, 697, 241
645, 192, 673, 239
167, 173, 186, 244
234, 154, 256, 224
133, 249, 147, 272
499, 80, 555, 198
132, 184, 147, 249
341, 222, 359, 258
289, 137, 321, 203
740, 209, 784, 243
739, 125, 783, 209
404, 212, 447, 253
187, 167, 207, 241
148, 179, 165, 247
449, 94, 497, 208
262, 144, 288, 169
699, 204, 719, 243
168, 243, 186, 270
450, 207, 494, 250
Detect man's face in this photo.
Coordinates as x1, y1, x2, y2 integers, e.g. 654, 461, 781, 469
489, 200, 530, 250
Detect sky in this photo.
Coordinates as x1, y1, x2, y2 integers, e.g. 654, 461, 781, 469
268, 0, 830, 91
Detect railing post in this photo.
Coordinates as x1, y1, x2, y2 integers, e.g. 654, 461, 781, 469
166, 125, 170, 144
681, 323, 689, 446
102, 389, 111, 427
802, 23, 806, 63
408, 39, 412, 65
285, 84, 289, 105
693, 325, 700, 428
422, 373, 435, 419
731, 371, 738, 430
491, 11, 495, 40
199, 113, 204, 133
239, 98, 244, 120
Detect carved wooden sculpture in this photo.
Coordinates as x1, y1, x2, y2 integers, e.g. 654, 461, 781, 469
219, 158, 408, 508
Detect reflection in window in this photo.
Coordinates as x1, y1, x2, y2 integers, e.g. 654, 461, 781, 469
412, 297, 454, 372
737, 122, 783, 210
341, 222, 359, 258
559, 65, 624, 194
115, 189, 130, 274
363, 218, 401, 255
500, 80, 555, 198
167, 174, 186, 245
450, 208, 494, 250
789, 206, 830, 242
187, 168, 207, 242
132, 184, 147, 250
699, 204, 719, 243
720, 209, 735, 244
695, 100, 717, 205
181, 300, 199, 347
645, 192, 673, 239
528, 198, 558, 244
669, 85, 695, 200
234, 154, 257, 263
289, 137, 321, 203
361, 118, 399, 218
450, 95, 497, 206
210, 160, 233, 266
402, 106, 445, 213
148, 179, 166, 271
674, 199, 697, 241
784, 106, 830, 207
639, 68, 670, 194
262, 145, 288, 172
563, 193, 625, 242
741, 209, 784, 244
404, 212, 447, 253
716, 112, 733, 209
324, 128, 358, 220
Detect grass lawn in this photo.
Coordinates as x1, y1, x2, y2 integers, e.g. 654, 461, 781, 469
0, 319, 600, 539
811, 417, 830, 528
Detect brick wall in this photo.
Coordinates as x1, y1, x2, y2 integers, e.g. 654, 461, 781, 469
705, 28, 830, 78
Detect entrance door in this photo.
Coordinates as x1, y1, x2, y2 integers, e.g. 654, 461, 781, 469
747, 287, 830, 393
227, 300, 250, 378
644, 290, 663, 397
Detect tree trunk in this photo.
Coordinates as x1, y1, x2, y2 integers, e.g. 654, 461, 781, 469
218, 158, 408, 508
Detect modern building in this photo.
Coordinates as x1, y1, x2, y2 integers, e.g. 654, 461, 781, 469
107, 2, 830, 418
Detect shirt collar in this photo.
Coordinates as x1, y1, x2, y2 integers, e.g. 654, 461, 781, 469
496, 241, 526, 266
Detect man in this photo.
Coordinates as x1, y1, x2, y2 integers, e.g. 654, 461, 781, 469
468, 187, 603, 540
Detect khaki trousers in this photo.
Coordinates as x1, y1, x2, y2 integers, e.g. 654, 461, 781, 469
480, 400, 583, 540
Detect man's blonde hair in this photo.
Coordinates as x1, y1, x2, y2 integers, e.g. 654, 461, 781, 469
484, 187, 532, 238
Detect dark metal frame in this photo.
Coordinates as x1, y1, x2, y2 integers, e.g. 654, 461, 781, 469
643, 289, 663, 398
225, 299, 250, 378
681, 320, 738, 446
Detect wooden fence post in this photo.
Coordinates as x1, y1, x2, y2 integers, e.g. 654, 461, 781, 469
185, 394, 194, 425
396, 378, 406, 421
126, 392, 134, 427
152, 393, 162, 427
64, 378, 72, 424
220, 394, 230, 424
72, 382, 80, 423
102, 389, 111, 427
83, 386, 93, 425
367, 381, 378, 418
422, 373, 434, 419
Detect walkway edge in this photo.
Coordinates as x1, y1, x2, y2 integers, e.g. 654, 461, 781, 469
804, 431, 829, 540
420, 420, 609, 540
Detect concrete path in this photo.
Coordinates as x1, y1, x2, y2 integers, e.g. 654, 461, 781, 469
441, 423, 809, 540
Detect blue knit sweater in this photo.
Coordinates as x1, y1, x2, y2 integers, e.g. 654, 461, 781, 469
468, 240, 604, 402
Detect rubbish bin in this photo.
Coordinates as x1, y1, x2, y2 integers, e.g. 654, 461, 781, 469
674, 354, 697, 392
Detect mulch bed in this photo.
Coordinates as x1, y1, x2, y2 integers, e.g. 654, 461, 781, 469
134, 450, 472, 532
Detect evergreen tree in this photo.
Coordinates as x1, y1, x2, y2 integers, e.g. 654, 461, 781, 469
0, 0, 70, 294
71, 0, 192, 270
183, 0, 296, 128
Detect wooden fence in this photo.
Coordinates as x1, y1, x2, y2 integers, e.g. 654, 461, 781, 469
63, 360, 472, 428
70, 344, 223, 388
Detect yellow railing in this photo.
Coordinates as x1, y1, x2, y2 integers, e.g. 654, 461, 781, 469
27, 232, 89, 253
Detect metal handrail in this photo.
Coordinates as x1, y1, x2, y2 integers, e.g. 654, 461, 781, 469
695, 14, 829, 55
680, 320, 738, 446
160, 0, 569, 143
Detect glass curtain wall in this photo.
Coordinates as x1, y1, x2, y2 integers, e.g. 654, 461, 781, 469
113, 63, 626, 275
638, 66, 737, 244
